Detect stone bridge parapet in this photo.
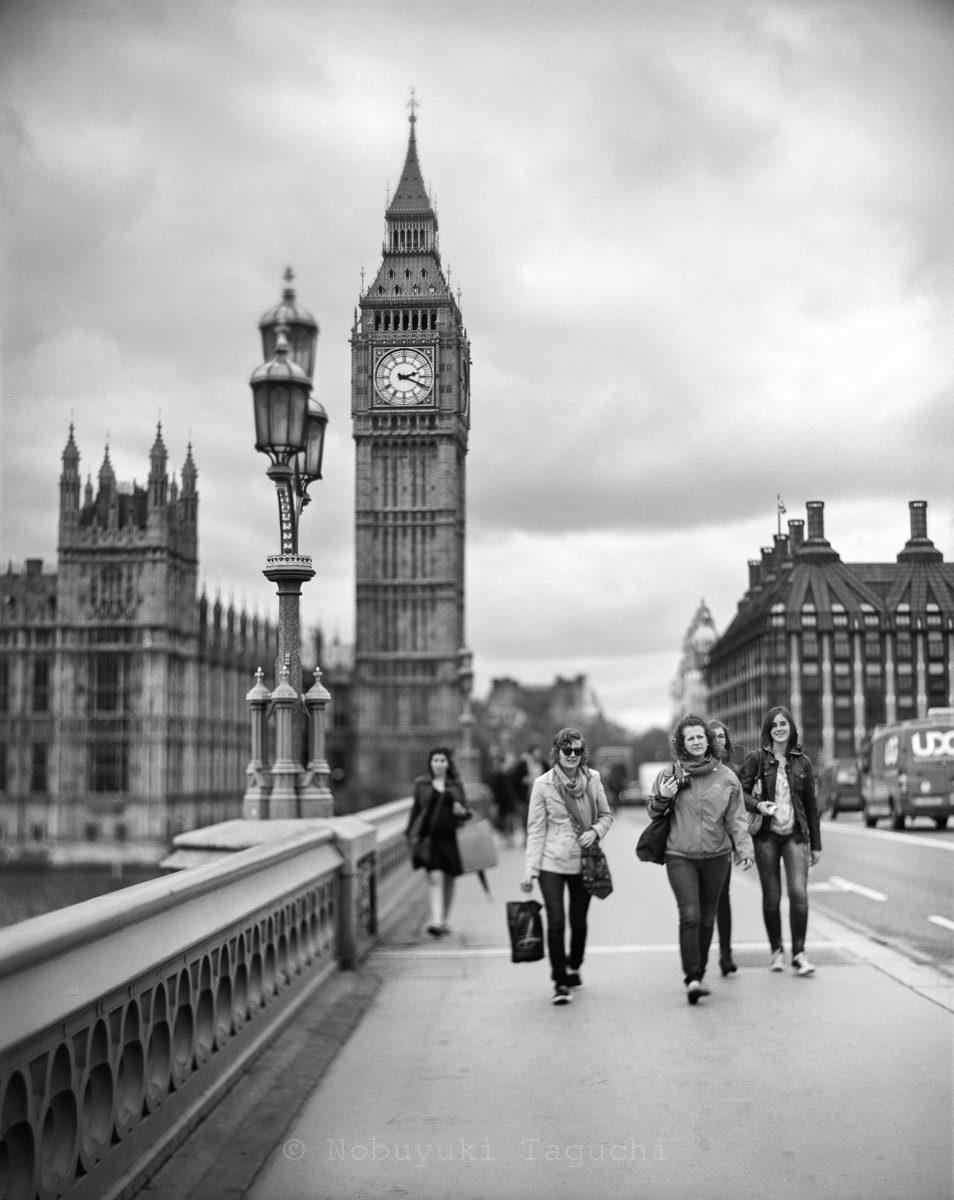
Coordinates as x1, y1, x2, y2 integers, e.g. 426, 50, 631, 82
0, 799, 418, 1200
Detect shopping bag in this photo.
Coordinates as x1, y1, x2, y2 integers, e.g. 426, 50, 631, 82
506, 899, 544, 963
456, 818, 499, 873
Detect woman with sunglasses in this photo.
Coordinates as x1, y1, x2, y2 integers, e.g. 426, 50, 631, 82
520, 728, 613, 1005
738, 706, 822, 976
649, 714, 753, 1004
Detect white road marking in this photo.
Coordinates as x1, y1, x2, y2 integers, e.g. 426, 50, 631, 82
928, 915, 954, 932
827, 875, 888, 902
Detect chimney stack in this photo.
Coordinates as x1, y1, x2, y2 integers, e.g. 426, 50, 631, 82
788, 519, 805, 552
806, 500, 825, 541
898, 499, 943, 562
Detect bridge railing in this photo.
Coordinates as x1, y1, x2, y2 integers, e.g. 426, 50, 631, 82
0, 798, 419, 1200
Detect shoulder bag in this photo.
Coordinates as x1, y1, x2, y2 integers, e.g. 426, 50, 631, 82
563, 780, 613, 900
636, 798, 674, 864
747, 757, 766, 836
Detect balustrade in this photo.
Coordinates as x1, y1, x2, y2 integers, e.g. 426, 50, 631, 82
0, 797, 418, 1200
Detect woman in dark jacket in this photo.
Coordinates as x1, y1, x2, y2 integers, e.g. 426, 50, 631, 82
707, 719, 744, 977
405, 747, 471, 938
738, 706, 822, 976
649, 714, 753, 1005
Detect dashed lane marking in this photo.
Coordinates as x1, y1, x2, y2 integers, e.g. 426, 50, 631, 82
928, 915, 954, 932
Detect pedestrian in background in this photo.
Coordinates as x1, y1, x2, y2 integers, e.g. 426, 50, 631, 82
707, 719, 745, 977
520, 728, 613, 1006
406, 747, 472, 938
738, 706, 822, 976
489, 752, 519, 847
510, 743, 546, 846
649, 714, 753, 1005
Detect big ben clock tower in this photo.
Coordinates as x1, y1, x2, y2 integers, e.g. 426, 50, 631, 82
351, 101, 472, 796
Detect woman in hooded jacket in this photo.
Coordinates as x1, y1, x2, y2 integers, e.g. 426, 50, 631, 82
738, 706, 822, 976
647, 714, 753, 1004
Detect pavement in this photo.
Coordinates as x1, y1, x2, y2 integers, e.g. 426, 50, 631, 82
143, 807, 954, 1200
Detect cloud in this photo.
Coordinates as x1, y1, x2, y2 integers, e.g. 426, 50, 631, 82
2, 0, 953, 732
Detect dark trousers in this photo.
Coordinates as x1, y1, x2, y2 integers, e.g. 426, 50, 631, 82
538, 870, 591, 986
665, 854, 731, 984
753, 832, 809, 956
716, 869, 732, 960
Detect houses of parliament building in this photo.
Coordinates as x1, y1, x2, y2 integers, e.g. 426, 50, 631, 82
0, 426, 278, 850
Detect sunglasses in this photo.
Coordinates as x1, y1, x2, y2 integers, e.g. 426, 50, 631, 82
560, 746, 584, 757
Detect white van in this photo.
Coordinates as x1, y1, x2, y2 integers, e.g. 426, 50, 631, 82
860, 709, 954, 831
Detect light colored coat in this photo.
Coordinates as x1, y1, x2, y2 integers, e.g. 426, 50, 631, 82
525, 767, 613, 877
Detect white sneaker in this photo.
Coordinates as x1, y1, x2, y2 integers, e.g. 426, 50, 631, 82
769, 949, 785, 972
792, 953, 815, 977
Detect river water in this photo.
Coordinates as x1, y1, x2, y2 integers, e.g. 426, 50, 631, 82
0, 866, 165, 929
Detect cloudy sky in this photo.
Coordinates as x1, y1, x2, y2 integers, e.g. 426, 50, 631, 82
2, 0, 953, 731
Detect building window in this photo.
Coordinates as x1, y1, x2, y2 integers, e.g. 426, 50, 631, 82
801, 603, 816, 628
0, 660, 7, 713
0, 743, 6, 792
32, 658, 51, 712
896, 603, 911, 628
926, 602, 941, 628
31, 743, 48, 792
91, 652, 129, 712
832, 603, 848, 628
91, 743, 127, 793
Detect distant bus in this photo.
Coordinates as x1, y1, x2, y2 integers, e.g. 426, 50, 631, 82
860, 709, 954, 831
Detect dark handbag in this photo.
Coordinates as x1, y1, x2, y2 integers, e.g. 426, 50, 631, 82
563, 785, 613, 900
747, 760, 765, 835
636, 802, 673, 864
580, 842, 613, 899
506, 899, 544, 963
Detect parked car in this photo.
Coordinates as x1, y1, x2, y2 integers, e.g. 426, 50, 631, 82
816, 758, 863, 819
860, 709, 954, 830
618, 781, 648, 806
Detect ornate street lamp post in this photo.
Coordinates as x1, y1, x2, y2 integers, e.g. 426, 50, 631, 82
246, 323, 331, 818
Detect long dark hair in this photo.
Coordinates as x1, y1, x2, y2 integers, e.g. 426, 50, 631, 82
707, 719, 735, 765
671, 714, 717, 760
759, 706, 800, 755
427, 747, 461, 782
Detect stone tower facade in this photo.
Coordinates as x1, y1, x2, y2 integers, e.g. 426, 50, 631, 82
0, 427, 277, 849
351, 107, 471, 796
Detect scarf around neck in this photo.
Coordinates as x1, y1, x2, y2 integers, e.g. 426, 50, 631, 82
553, 763, 594, 825
677, 755, 717, 779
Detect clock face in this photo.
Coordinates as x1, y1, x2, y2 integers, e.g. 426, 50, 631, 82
373, 348, 434, 405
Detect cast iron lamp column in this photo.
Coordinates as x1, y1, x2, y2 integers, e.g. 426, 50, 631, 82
249, 325, 329, 817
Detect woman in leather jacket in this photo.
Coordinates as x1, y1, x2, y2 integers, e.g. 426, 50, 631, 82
738, 707, 822, 976
406, 748, 472, 938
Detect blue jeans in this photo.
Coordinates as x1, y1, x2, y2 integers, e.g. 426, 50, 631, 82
538, 870, 591, 986
753, 832, 809, 956
665, 854, 731, 984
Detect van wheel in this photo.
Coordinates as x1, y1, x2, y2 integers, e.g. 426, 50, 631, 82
936, 817, 949, 831
890, 804, 905, 831
864, 813, 878, 829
